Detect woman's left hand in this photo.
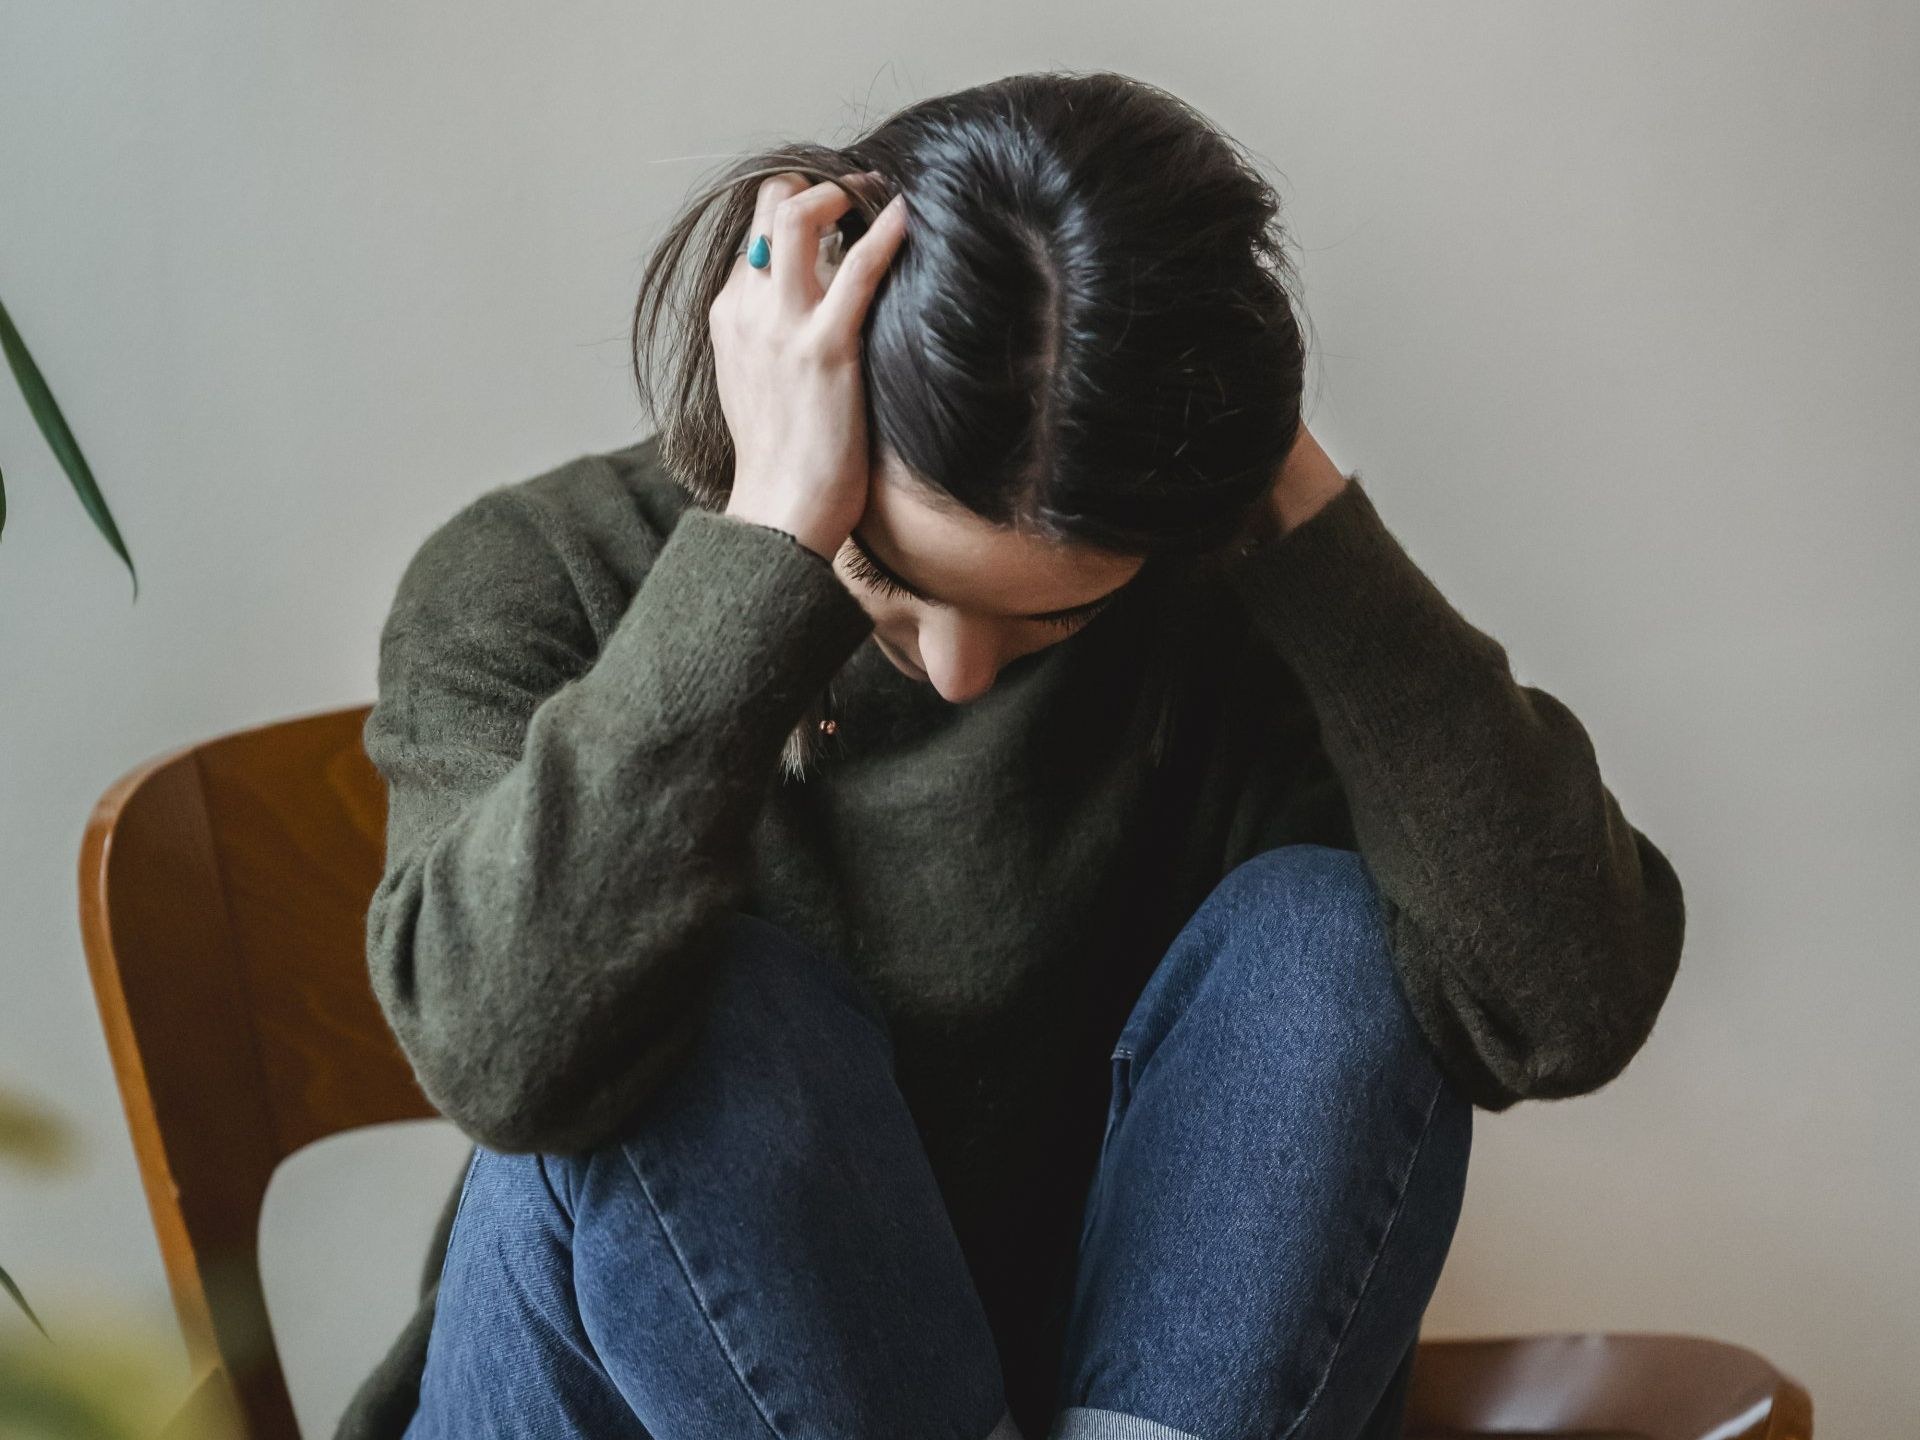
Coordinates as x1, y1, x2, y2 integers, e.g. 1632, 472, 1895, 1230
1267, 423, 1351, 537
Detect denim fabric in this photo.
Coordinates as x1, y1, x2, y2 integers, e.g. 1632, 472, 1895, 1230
403, 844, 1471, 1440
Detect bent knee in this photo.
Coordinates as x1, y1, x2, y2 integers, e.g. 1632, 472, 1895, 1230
445, 1144, 579, 1250
702, 911, 894, 1052
1186, 845, 1437, 1087
535, 913, 900, 1188
1211, 844, 1381, 937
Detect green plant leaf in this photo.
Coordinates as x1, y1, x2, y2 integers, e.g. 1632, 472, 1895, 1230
0, 296, 136, 599
0, 1309, 214, 1440
0, 1343, 152, 1439
0, 1263, 49, 1341
0, 1378, 126, 1440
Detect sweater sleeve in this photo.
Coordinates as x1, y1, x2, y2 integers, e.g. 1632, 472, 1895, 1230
1220, 471, 1686, 1110
362, 486, 874, 1154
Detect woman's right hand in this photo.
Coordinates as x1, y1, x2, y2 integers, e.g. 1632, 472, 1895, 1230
710, 170, 909, 561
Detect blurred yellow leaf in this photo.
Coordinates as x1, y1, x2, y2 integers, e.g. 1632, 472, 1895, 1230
0, 1090, 75, 1174
0, 1304, 238, 1440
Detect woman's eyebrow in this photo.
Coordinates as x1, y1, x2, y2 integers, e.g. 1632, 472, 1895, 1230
847, 528, 1129, 623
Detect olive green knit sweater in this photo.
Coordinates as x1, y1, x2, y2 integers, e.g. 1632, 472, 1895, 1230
334, 431, 1684, 1438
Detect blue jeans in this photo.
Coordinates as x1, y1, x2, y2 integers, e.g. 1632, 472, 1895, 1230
403, 844, 1472, 1440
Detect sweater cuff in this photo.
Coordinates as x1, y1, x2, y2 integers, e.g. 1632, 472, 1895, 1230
599, 505, 875, 739
1220, 471, 1514, 744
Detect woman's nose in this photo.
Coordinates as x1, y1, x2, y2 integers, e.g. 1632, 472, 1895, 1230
916, 620, 1002, 704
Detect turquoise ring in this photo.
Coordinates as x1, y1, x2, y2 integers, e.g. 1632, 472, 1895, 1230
746, 233, 772, 270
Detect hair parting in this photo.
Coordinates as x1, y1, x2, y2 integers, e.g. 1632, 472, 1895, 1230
628, 69, 1318, 779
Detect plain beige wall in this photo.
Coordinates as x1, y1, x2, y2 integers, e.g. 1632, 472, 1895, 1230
4, 2, 1914, 1434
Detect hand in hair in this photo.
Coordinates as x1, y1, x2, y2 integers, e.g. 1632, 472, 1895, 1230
1266, 422, 1351, 538
709, 170, 909, 561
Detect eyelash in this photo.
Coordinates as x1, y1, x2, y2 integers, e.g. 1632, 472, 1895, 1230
841, 547, 1111, 632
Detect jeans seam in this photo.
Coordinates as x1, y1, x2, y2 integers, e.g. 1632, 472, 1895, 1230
1078, 1045, 1136, 1256
615, 1143, 787, 1439
1274, 1071, 1446, 1440
443, 1147, 481, 1255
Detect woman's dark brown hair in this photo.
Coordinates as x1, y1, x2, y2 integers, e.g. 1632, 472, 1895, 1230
630, 68, 1316, 778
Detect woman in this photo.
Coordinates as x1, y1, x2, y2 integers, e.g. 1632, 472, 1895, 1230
343, 70, 1685, 1440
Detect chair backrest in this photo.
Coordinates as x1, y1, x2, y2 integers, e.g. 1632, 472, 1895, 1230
77, 703, 433, 1440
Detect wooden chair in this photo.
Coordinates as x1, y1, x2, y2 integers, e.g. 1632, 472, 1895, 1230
78, 704, 1815, 1440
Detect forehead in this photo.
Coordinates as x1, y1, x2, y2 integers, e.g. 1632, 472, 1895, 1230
862, 452, 1145, 613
